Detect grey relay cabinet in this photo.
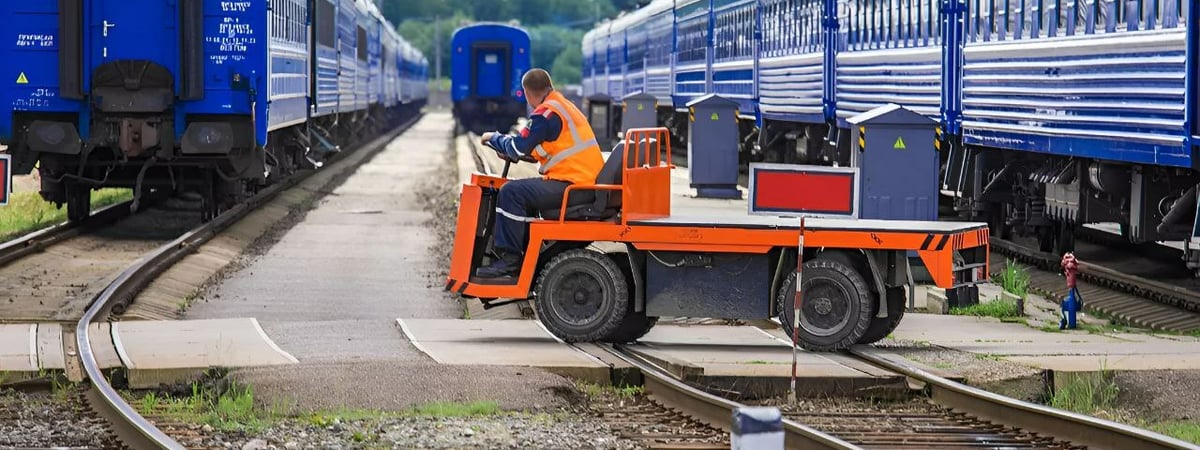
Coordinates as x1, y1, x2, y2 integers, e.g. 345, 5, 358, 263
686, 94, 742, 199
620, 92, 658, 134
848, 103, 939, 222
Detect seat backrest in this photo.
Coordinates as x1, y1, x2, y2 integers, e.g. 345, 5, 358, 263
589, 140, 629, 213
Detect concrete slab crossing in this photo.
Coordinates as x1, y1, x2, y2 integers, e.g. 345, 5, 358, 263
0, 319, 296, 373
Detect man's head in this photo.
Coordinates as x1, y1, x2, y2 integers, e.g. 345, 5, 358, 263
521, 68, 553, 107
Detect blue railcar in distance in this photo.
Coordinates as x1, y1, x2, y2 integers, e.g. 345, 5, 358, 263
0, 0, 427, 222
450, 23, 531, 134
582, 0, 1200, 276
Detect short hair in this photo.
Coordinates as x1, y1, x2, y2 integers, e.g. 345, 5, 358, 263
522, 69, 553, 96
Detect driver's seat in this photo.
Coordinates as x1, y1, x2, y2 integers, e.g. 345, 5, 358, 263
539, 141, 631, 222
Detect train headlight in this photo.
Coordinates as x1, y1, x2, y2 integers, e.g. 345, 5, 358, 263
182, 122, 234, 154
27, 121, 82, 155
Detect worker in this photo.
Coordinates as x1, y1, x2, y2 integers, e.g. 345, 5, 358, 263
476, 68, 604, 278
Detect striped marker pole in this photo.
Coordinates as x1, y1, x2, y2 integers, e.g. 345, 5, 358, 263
789, 217, 806, 404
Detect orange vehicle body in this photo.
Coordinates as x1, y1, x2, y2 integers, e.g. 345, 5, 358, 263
446, 128, 990, 302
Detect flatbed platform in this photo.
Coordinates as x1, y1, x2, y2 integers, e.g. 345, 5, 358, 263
631, 215, 987, 234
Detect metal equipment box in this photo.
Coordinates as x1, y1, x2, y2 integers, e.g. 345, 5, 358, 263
686, 94, 742, 199
620, 92, 658, 135
586, 94, 617, 151
848, 104, 939, 222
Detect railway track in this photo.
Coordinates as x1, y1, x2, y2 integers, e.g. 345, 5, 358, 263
990, 234, 1200, 333
0, 115, 423, 449
841, 347, 1198, 450
603, 344, 861, 450
600, 343, 1196, 450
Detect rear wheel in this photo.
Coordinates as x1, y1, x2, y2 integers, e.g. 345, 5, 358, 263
602, 253, 658, 343
775, 257, 875, 352
856, 286, 906, 345
534, 249, 629, 343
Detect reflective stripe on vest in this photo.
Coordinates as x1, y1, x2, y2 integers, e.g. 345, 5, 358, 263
536, 99, 599, 175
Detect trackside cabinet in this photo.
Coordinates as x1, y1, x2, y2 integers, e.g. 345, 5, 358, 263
848, 104, 939, 222
686, 94, 742, 199
621, 92, 658, 133
585, 94, 617, 151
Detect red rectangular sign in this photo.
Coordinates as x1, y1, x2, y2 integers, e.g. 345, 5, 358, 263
748, 163, 858, 217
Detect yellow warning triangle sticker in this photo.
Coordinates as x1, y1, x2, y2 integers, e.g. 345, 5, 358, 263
893, 136, 906, 149
710, 112, 719, 121
15, 72, 28, 84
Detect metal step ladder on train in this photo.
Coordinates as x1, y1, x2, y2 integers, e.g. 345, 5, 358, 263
293, 125, 341, 169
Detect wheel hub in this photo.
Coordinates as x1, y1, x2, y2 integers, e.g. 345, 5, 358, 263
812, 297, 833, 315
798, 278, 852, 337
551, 272, 606, 326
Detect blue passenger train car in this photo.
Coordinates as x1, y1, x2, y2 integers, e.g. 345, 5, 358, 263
0, 0, 428, 222
450, 23, 531, 134
583, 0, 1200, 275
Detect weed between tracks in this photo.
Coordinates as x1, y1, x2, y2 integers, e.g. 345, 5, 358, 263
0, 188, 132, 242
134, 378, 509, 434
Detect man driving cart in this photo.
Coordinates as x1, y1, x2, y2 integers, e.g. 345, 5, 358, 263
476, 68, 605, 278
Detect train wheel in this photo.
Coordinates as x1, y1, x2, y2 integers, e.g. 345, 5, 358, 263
774, 257, 874, 352
534, 249, 629, 343
856, 286, 906, 345
65, 182, 91, 223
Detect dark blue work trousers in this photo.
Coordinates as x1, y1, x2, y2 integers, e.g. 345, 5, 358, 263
494, 178, 570, 257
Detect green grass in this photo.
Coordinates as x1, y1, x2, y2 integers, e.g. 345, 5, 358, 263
0, 188, 132, 242
575, 381, 644, 400
995, 260, 1031, 299
1145, 421, 1200, 444
406, 400, 500, 418
950, 298, 1021, 319
1049, 368, 1119, 415
1047, 367, 1199, 444
137, 382, 278, 432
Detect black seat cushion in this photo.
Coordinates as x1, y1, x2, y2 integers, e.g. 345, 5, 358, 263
538, 140, 633, 221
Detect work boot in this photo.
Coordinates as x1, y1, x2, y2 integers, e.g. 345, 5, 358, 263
476, 252, 522, 278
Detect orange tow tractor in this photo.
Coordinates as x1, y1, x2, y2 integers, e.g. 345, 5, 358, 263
446, 128, 990, 351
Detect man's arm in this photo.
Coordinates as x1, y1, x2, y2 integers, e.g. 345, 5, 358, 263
482, 110, 563, 162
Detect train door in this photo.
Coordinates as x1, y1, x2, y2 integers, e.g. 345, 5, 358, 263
86, 0, 178, 86
472, 45, 510, 98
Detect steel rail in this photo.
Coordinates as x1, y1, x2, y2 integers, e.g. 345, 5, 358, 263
850, 345, 1200, 450
604, 344, 864, 450
0, 199, 135, 268
73, 116, 421, 449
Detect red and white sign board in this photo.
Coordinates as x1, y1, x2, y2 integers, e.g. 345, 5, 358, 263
0, 154, 9, 206
747, 163, 859, 218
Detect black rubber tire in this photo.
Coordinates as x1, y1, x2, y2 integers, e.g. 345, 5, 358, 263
857, 286, 907, 345
534, 249, 630, 343
601, 253, 658, 343
774, 257, 875, 352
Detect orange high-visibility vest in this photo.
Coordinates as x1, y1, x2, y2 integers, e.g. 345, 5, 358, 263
531, 90, 604, 185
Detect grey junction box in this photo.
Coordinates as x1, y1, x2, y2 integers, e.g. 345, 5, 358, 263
585, 93, 617, 151
686, 94, 742, 199
848, 103, 939, 222
620, 92, 658, 135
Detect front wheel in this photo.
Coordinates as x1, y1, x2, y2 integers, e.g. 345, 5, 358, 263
775, 257, 875, 352
534, 249, 630, 342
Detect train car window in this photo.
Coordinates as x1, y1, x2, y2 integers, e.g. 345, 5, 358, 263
317, 0, 335, 47
357, 26, 367, 61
